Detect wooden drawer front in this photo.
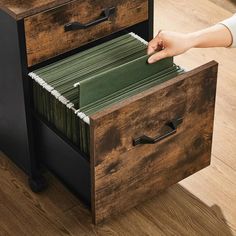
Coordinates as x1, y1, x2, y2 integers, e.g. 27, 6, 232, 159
24, 0, 148, 66
90, 61, 218, 224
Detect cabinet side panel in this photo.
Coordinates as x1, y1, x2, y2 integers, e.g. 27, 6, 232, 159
0, 10, 31, 173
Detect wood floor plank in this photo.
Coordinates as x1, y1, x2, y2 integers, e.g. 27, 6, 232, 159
156, 1, 236, 234
180, 157, 236, 234
155, 0, 236, 170
0, 201, 26, 236
138, 184, 235, 236
0, 0, 236, 235
210, 0, 236, 13
1, 152, 235, 236
0, 152, 81, 236
0, 151, 79, 213
64, 183, 235, 236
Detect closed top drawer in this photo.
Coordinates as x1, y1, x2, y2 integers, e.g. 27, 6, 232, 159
24, 0, 148, 66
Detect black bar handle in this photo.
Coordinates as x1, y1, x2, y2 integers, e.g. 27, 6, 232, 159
133, 117, 183, 146
64, 7, 116, 32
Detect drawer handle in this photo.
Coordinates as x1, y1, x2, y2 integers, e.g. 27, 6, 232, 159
133, 118, 183, 146
64, 7, 116, 32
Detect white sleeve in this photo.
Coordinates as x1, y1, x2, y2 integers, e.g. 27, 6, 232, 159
219, 14, 236, 47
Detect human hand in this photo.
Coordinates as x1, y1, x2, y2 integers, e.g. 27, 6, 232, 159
147, 30, 193, 63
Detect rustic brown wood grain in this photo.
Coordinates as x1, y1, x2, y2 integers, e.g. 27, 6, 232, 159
24, 0, 148, 66
90, 61, 218, 224
0, 0, 73, 20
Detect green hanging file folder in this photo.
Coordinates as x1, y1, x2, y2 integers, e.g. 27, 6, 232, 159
75, 56, 174, 108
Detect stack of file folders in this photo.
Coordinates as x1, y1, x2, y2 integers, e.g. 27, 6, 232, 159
29, 33, 184, 157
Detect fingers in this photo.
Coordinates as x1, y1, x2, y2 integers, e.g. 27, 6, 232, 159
148, 50, 169, 64
147, 31, 169, 63
147, 39, 158, 55
147, 36, 163, 55
147, 44, 157, 55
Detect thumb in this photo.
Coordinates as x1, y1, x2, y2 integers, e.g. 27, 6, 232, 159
148, 50, 169, 64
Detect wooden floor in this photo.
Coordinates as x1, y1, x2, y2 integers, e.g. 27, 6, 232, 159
1, 0, 236, 235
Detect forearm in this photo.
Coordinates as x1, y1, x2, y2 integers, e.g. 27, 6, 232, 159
189, 24, 233, 48
148, 14, 236, 63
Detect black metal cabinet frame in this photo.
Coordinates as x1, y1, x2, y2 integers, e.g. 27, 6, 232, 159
0, 0, 154, 198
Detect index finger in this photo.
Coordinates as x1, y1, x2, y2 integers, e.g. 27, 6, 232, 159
147, 35, 163, 55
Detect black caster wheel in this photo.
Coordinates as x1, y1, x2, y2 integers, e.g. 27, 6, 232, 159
28, 175, 48, 193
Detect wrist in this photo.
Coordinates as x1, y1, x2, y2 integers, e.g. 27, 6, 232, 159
187, 32, 201, 48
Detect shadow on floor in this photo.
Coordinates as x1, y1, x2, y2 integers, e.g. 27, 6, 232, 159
86, 184, 235, 236
210, 0, 236, 13
229, 0, 236, 6
48, 175, 234, 235
0, 152, 234, 236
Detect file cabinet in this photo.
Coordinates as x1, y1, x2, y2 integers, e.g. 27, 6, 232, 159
0, 0, 218, 224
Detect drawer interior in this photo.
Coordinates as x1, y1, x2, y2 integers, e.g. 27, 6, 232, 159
29, 33, 184, 159
34, 116, 91, 206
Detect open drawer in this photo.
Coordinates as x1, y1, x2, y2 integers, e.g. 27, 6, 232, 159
33, 57, 218, 223
28, 23, 218, 225
90, 61, 217, 223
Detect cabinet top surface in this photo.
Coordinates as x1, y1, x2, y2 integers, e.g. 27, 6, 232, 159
0, 0, 73, 20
